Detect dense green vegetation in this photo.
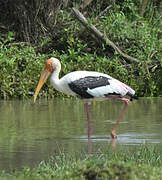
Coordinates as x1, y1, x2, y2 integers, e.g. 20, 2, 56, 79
0, 1, 161, 99
1, 145, 162, 179
0, 2, 161, 179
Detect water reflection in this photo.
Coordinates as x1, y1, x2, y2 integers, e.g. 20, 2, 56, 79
0, 98, 161, 171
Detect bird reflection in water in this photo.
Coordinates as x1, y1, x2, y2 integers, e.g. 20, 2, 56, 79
85, 102, 117, 156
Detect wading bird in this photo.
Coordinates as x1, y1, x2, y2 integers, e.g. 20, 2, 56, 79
34, 57, 137, 138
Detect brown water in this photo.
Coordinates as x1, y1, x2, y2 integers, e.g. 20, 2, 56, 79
0, 98, 161, 171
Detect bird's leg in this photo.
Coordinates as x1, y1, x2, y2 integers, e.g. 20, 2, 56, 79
84, 102, 92, 156
105, 96, 130, 138
110, 97, 130, 138
84, 102, 92, 139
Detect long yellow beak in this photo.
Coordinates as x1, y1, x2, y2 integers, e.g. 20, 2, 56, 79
34, 70, 51, 103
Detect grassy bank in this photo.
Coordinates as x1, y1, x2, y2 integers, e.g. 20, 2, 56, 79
1, 145, 162, 180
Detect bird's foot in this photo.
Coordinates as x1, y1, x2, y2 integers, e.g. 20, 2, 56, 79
110, 130, 117, 139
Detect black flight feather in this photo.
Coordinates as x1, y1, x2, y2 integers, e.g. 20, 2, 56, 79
68, 76, 110, 99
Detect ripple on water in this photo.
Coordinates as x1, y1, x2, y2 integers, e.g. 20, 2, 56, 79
71, 132, 162, 145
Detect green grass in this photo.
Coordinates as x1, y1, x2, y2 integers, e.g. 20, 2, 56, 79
1, 145, 162, 180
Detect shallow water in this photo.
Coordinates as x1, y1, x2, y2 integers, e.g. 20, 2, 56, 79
0, 98, 161, 171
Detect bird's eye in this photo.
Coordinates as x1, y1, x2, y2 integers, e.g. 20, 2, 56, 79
46, 63, 52, 70
46, 62, 54, 72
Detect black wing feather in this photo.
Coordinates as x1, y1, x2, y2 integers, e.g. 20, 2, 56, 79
68, 76, 110, 99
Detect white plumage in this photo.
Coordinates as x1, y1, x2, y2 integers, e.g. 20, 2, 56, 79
34, 57, 137, 138
48, 58, 135, 99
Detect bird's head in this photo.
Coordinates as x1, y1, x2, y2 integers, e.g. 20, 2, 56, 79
33, 57, 60, 103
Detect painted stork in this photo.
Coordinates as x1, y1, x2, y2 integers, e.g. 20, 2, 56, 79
34, 57, 137, 138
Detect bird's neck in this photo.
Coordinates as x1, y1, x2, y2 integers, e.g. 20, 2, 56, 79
50, 66, 61, 90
